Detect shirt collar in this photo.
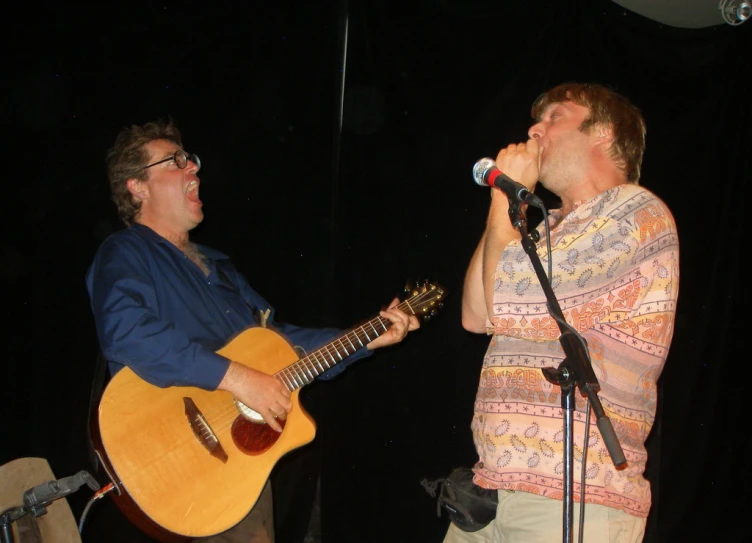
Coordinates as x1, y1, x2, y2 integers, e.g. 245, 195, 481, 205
130, 223, 230, 262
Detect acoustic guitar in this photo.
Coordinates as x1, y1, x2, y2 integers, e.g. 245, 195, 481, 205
91, 280, 446, 541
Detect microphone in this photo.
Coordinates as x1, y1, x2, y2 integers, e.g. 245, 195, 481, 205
472, 157, 543, 207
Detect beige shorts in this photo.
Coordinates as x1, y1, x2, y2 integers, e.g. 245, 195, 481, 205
443, 489, 646, 543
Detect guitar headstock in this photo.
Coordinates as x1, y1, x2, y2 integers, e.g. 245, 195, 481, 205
402, 279, 447, 322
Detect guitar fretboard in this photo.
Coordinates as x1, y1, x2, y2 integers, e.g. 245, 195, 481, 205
273, 300, 416, 392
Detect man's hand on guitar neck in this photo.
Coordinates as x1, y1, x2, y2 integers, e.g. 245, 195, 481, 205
365, 297, 421, 350
218, 362, 292, 432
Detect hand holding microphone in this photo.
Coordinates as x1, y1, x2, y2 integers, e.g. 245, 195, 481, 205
497, 139, 541, 188
473, 139, 544, 208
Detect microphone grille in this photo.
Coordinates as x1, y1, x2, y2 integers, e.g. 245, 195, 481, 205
472, 158, 496, 186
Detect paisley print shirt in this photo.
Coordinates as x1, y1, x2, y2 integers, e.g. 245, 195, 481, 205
472, 184, 680, 518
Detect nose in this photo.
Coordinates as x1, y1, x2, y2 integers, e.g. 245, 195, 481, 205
187, 157, 201, 173
528, 122, 544, 140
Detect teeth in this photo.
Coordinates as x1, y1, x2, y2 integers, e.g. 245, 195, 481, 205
186, 180, 198, 193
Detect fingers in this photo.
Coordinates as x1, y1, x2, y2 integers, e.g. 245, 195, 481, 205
496, 142, 528, 159
496, 142, 534, 165
264, 405, 287, 431
268, 395, 292, 418
266, 387, 292, 431
261, 398, 290, 432
261, 394, 292, 431
382, 304, 409, 336
263, 412, 283, 432
366, 297, 421, 350
393, 299, 421, 331
230, 365, 293, 433
380, 302, 420, 340
409, 314, 420, 330
383, 317, 409, 341
494, 139, 540, 188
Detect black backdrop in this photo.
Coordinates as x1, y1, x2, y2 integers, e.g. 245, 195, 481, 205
10, 1, 749, 542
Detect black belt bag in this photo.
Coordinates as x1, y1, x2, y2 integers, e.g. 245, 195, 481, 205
421, 467, 498, 532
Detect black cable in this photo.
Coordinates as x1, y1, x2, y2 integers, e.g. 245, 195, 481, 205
578, 399, 592, 543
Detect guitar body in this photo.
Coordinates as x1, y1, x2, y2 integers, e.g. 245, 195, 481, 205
94, 279, 446, 540
97, 328, 315, 539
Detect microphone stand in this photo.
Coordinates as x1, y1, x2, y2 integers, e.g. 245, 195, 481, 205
506, 200, 626, 543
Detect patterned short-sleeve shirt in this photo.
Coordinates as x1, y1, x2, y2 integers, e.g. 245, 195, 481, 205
472, 184, 680, 518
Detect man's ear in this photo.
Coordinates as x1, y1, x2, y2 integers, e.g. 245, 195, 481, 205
592, 123, 614, 147
127, 178, 148, 201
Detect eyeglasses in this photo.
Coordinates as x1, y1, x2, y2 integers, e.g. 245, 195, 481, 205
143, 150, 201, 171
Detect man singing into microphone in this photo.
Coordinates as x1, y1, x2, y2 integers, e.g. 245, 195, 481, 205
86, 119, 420, 542
448, 83, 679, 542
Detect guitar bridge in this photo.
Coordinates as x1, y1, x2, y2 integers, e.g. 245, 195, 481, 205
183, 397, 228, 463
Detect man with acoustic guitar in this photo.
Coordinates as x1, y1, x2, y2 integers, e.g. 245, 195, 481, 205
86, 119, 422, 542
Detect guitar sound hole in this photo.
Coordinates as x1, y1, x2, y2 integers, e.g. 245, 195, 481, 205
231, 416, 285, 456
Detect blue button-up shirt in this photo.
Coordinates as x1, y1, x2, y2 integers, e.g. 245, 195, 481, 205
86, 224, 369, 390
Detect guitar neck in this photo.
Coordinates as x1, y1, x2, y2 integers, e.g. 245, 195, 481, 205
274, 300, 413, 392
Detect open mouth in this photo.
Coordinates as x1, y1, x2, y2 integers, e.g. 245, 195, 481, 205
186, 180, 201, 204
